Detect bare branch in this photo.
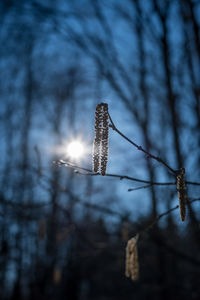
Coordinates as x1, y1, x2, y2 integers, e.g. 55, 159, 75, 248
108, 112, 176, 174
128, 185, 153, 192
138, 197, 200, 239
57, 160, 200, 186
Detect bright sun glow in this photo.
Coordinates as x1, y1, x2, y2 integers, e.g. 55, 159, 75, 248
67, 141, 84, 158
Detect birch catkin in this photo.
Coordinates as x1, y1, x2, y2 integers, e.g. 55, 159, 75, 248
125, 235, 139, 281
176, 168, 187, 222
92, 103, 109, 175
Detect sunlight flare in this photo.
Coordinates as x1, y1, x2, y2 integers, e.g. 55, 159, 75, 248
67, 141, 84, 159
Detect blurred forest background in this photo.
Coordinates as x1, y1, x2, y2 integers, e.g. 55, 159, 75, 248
0, 0, 200, 299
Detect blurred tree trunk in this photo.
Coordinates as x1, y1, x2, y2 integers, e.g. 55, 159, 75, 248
12, 32, 34, 299
153, 0, 200, 248
135, 0, 157, 217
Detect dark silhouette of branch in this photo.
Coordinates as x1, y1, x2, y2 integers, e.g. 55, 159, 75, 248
108, 112, 176, 174
138, 197, 200, 239
127, 185, 153, 192
56, 161, 200, 235
57, 160, 200, 186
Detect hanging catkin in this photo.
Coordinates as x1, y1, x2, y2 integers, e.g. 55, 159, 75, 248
176, 168, 187, 222
92, 103, 109, 175
125, 235, 139, 281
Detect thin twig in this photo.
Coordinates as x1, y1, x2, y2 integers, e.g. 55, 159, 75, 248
56, 161, 200, 235
185, 181, 200, 186
57, 160, 200, 186
138, 197, 200, 238
75, 170, 175, 185
128, 184, 153, 192
108, 112, 176, 174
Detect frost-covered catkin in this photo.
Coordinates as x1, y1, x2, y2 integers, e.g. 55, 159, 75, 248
92, 103, 109, 175
93, 104, 102, 172
176, 168, 187, 222
125, 235, 139, 281
101, 104, 109, 175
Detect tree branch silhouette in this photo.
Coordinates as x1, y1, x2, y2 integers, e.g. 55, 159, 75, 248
108, 112, 176, 174
56, 161, 200, 234
57, 160, 200, 186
